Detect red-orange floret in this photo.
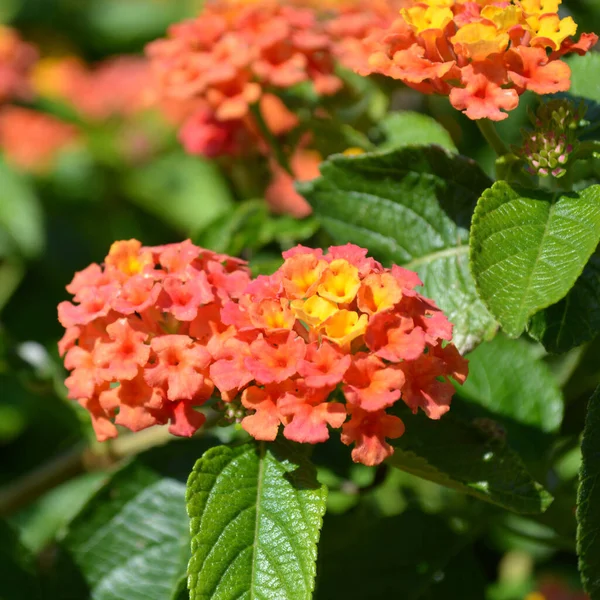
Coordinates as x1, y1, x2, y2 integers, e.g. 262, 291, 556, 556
145, 335, 212, 401
365, 313, 427, 361
298, 341, 352, 388
161, 274, 215, 321
245, 331, 307, 384
341, 405, 406, 467
279, 382, 346, 443
343, 354, 405, 412
241, 384, 289, 441
94, 318, 151, 382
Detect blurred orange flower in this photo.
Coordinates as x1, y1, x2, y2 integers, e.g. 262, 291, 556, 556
146, 0, 342, 157
34, 56, 152, 121
0, 26, 37, 104
0, 106, 77, 173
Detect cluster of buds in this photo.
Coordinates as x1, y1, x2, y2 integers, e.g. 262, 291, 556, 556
0, 26, 37, 104
356, 0, 597, 121
146, 0, 342, 158
58, 240, 468, 466
517, 98, 585, 177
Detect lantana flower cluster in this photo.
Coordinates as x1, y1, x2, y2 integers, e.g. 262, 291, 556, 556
146, 0, 342, 158
356, 0, 598, 121
58, 240, 252, 441
58, 240, 467, 466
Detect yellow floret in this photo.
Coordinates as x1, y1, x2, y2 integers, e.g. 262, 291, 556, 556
317, 259, 361, 304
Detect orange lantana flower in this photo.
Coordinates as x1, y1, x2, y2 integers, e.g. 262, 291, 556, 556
355, 0, 597, 121
59, 241, 467, 466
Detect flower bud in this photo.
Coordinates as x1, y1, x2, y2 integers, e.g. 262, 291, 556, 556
517, 99, 586, 178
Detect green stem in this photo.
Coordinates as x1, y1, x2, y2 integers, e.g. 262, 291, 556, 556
0, 410, 222, 516
477, 119, 509, 157
250, 102, 293, 176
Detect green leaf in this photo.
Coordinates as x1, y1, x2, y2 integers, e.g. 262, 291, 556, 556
570, 53, 600, 103
316, 508, 481, 600
460, 334, 564, 433
298, 146, 497, 353
470, 181, 600, 337
529, 253, 600, 353
64, 438, 216, 600
10, 472, 107, 553
124, 151, 234, 236
387, 406, 553, 514
186, 440, 327, 600
377, 111, 457, 153
0, 519, 42, 600
0, 159, 44, 259
194, 199, 318, 257
85, 0, 192, 48
577, 386, 600, 596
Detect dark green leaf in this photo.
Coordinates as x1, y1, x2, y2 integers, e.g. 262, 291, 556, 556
529, 253, 600, 353
298, 146, 496, 353
419, 547, 487, 600
388, 406, 553, 514
577, 386, 600, 596
377, 111, 457, 153
0, 159, 44, 259
470, 181, 600, 337
186, 440, 327, 600
124, 151, 234, 235
460, 334, 563, 432
316, 508, 479, 600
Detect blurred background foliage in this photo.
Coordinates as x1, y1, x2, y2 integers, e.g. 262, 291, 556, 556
1, 0, 600, 598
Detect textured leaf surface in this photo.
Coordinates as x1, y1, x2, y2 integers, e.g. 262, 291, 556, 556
577, 387, 600, 597
377, 111, 457, 152
298, 146, 496, 353
570, 53, 600, 103
529, 253, 600, 353
63, 439, 216, 600
316, 508, 482, 600
470, 182, 600, 337
460, 335, 563, 432
388, 406, 552, 514
186, 441, 327, 600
